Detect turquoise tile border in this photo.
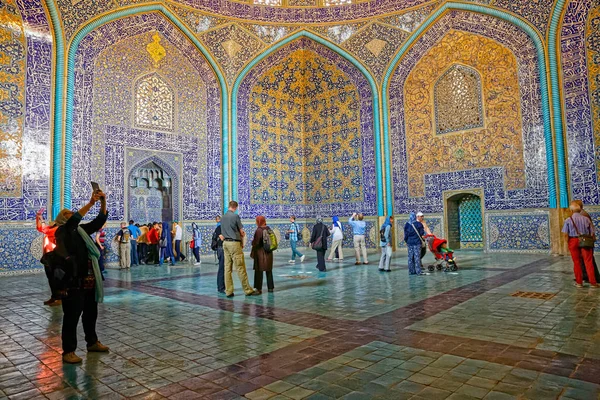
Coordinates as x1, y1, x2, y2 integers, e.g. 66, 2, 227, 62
230, 31, 387, 216
548, 0, 570, 208
381, 2, 559, 209
42, 3, 229, 215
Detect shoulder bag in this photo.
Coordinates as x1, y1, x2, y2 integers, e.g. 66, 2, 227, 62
411, 223, 427, 249
570, 216, 595, 248
311, 225, 326, 250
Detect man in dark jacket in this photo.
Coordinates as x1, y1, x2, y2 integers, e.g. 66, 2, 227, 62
212, 216, 225, 293
54, 189, 108, 364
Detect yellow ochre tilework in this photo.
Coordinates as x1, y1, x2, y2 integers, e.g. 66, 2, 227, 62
404, 30, 526, 198
249, 49, 363, 205
0, 0, 25, 198
587, 4, 600, 183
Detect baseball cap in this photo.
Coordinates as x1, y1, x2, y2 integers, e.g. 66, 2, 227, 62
416, 212, 424, 217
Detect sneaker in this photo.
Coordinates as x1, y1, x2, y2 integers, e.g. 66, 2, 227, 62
333, 258, 339, 261
300, 255, 306, 263
363, 262, 369, 265
289, 260, 296, 264
590, 284, 599, 288
87, 341, 110, 353
194, 262, 201, 266
418, 272, 427, 276
575, 283, 584, 288
355, 262, 361, 265
326, 258, 333, 261
62, 352, 82, 364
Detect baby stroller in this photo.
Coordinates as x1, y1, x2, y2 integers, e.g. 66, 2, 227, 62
424, 235, 458, 272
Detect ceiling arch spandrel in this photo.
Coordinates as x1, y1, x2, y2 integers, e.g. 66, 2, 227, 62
197, 23, 265, 84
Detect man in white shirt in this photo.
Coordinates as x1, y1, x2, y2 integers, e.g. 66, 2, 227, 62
173, 222, 185, 262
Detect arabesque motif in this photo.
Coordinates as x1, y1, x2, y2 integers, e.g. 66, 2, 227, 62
403, 30, 526, 198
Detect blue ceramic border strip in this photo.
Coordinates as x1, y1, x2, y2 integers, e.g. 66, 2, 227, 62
548, 0, 569, 208
43, 0, 64, 219
382, 2, 558, 209
56, 4, 228, 211
231, 31, 386, 216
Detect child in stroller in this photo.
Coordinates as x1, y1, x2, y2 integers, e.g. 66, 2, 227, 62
424, 235, 458, 272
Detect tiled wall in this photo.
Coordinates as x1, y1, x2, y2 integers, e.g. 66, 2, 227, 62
485, 211, 551, 254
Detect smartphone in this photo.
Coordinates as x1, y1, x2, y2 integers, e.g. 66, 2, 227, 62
91, 181, 100, 193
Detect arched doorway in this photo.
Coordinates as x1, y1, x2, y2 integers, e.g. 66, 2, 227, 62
444, 190, 484, 250
129, 161, 174, 223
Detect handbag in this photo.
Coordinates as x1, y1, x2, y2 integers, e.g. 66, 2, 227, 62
285, 232, 290, 240
570, 216, 596, 248
411, 223, 427, 248
159, 238, 167, 248
189, 240, 194, 249
311, 225, 326, 250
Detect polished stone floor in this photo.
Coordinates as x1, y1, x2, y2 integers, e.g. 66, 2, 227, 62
1, 249, 600, 399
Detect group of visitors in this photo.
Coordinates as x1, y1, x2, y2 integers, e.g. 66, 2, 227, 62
104, 220, 194, 269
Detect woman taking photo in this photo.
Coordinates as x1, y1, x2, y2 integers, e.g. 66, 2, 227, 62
251, 216, 274, 294
54, 189, 109, 364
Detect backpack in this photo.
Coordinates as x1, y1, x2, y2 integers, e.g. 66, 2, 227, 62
262, 227, 278, 253
293, 223, 303, 241
211, 226, 222, 251
380, 226, 387, 243
119, 228, 131, 243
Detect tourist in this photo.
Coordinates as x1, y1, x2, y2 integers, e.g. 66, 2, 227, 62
36, 209, 60, 306
311, 217, 330, 272
137, 223, 149, 264
379, 216, 394, 272
349, 212, 368, 265
173, 221, 185, 262
54, 189, 109, 364
128, 219, 141, 267
212, 216, 225, 293
159, 222, 176, 266
327, 216, 344, 261
147, 222, 160, 265
115, 222, 131, 270
219, 201, 258, 297
251, 215, 274, 294
417, 212, 431, 259
562, 201, 598, 288
94, 223, 107, 273
287, 215, 305, 264
191, 222, 202, 265
574, 200, 600, 282
404, 212, 426, 275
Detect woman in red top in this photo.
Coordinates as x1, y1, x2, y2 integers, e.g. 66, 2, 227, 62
147, 222, 160, 265
37, 209, 60, 306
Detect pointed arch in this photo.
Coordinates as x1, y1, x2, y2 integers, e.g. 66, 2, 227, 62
382, 2, 559, 208
231, 30, 386, 216
43, 3, 228, 215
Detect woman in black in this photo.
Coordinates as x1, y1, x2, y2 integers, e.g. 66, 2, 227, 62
54, 189, 109, 364
311, 217, 330, 272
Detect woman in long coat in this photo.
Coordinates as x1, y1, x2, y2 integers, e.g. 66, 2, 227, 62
311, 217, 330, 272
159, 221, 176, 266
251, 215, 274, 293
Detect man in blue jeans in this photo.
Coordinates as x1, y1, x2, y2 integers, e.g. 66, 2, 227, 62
128, 220, 141, 267
287, 216, 305, 264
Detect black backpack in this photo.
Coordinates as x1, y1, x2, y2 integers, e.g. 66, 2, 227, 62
380, 226, 388, 243
211, 226, 222, 251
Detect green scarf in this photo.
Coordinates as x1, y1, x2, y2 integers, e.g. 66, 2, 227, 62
77, 226, 104, 303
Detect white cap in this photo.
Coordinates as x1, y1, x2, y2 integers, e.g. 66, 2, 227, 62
416, 212, 424, 217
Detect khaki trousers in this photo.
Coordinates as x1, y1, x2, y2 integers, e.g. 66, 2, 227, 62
328, 239, 343, 260
223, 241, 253, 295
353, 235, 368, 263
118, 242, 131, 269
